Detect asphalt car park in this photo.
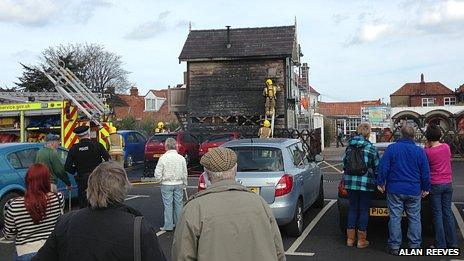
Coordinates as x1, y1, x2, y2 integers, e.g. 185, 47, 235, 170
2, 161, 464, 261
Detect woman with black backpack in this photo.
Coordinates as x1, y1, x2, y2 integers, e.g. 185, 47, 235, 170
343, 123, 380, 248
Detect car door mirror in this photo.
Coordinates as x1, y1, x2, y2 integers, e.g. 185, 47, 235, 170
314, 154, 324, 163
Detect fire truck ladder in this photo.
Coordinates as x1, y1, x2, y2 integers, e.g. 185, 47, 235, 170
41, 59, 107, 127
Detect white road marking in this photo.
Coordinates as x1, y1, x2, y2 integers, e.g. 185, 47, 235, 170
451, 203, 464, 240
156, 230, 167, 237
286, 199, 337, 255
125, 195, 150, 201
0, 237, 13, 244
286, 252, 316, 256
320, 161, 343, 173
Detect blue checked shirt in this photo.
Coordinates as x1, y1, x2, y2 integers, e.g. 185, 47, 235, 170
343, 135, 380, 192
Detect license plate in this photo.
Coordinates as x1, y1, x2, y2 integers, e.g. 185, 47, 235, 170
369, 208, 406, 217
153, 154, 162, 158
249, 187, 260, 194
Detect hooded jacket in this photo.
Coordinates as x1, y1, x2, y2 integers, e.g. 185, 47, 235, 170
343, 135, 380, 192
32, 205, 166, 261
171, 179, 286, 261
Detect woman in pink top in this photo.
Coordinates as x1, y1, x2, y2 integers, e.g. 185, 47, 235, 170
424, 125, 457, 248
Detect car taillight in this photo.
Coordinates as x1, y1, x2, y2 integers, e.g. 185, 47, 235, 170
338, 179, 348, 197
275, 174, 293, 197
198, 174, 207, 192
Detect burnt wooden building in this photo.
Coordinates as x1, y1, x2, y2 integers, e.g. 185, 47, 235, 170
171, 25, 301, 137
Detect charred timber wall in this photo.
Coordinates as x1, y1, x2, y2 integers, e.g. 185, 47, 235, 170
186, 59, 287, 137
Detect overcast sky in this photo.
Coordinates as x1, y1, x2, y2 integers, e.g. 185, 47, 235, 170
1, 0, 463, 102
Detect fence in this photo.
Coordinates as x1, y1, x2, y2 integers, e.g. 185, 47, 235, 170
274, 128, 322, 156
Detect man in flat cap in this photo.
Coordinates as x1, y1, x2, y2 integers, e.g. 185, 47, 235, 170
172, 147, 285, 261
36, 133, 72, 193
65, 126, 110, 208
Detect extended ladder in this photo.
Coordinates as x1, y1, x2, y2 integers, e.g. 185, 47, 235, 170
41, 59, 108, 128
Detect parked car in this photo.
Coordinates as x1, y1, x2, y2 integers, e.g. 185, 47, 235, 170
197, 138, 324, 236
0, 143, 78, 226
144, 132, 200, 175
337, 142, 432, 234
199, 132, 241, 157
117, 130, 147, 167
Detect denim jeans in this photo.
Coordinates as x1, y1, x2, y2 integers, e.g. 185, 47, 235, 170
347, 190, 372, 231
14, 252, 36, 261
161, 184, 184, 230
430, 183, 458, 248
387, 193, 422, 249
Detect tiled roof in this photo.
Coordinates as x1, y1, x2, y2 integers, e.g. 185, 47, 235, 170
457, 84, 464, 93
179, 26, 296, 61
391, 82, 454, 96
317, 100, 381, 117
309, 85, 320, 95
113, 89, 177, 123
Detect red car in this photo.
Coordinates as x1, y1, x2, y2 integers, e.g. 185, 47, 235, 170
199, 132, 241, 157
144, 132, 200, 175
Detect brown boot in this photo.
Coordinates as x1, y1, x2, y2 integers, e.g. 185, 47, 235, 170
346, 229, 356, 247
357, 230, 369, 248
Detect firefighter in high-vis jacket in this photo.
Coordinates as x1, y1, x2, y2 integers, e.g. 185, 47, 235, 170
263, 79, 281, 118
154, 121, 167, 133
258, 120, 272, 138
108, 126, 124, 165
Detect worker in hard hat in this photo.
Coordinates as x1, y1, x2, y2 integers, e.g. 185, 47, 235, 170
154, 121, 167, 133
108, 126, 125, 165
263, 79, 281, 118
258, 120, 272, 138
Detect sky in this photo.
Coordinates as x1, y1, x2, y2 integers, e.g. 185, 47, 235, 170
0, 0, 463, 102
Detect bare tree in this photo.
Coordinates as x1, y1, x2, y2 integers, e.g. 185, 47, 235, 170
17, 43, 130, 94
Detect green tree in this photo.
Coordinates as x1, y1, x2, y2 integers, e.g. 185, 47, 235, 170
116, 116, 136, 130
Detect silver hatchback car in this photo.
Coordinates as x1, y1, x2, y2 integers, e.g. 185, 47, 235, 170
197, 138, 324, 236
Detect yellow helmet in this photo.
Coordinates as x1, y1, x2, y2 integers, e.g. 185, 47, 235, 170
265, 79, 273, 86
263, 120, 271, 127
157, 122, 164, 129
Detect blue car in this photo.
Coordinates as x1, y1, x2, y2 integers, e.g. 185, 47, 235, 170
117, 130, 147, 167
0, 143, 78, 226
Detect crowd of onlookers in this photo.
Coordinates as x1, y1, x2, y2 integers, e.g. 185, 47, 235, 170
1, 123, 459, 260
343, 123, 457, 255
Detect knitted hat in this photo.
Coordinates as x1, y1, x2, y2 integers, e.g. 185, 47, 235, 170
200, 147, 237, 172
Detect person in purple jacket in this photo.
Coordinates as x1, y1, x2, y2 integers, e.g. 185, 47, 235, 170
376, 125, 430, 255
424, 125, 458, 248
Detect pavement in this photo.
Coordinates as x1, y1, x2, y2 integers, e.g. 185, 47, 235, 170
2, 146, 464, 261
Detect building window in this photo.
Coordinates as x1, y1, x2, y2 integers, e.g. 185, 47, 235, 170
346, 118, 361, 135
145, 97, 166, 112
422, 98, 434, 107
444, 97, 456, 106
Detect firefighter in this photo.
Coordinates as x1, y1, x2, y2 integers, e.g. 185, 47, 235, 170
155, 121, 167, 133
258, 120, 272, 138
263, 79, 281, 118
108, 126, 125, 165
65, 125, 110, 208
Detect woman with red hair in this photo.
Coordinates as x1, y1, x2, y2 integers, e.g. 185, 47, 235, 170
3, 163, 64, 261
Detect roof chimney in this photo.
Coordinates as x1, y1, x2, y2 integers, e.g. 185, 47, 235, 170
226, 26, 231, 49
130, 85, 139, 96
420, 73, 424, 83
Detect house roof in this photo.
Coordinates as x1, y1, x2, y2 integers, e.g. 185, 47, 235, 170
391, 82, 454, 96
457, 84, 464, 93
179, 26, 297, 61
317, 100, 381, 117
309, 85, 320, 95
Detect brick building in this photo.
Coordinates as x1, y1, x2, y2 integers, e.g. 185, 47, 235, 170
390, 74, 457, 107
112, 86, 177, 124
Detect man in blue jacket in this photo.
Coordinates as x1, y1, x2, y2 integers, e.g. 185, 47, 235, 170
377, 125, 430, 255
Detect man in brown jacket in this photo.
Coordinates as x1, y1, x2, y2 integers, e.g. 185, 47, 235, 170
171, 147, 285, 261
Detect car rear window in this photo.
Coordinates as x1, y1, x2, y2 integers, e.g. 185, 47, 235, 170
205, 134, 234, 143
150, 134, 177, 142
229, 147, 284, 172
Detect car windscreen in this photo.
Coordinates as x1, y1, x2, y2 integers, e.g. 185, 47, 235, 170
205, 134, 234, 143
150, 135, 177, 142
229, 147, 284, 172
